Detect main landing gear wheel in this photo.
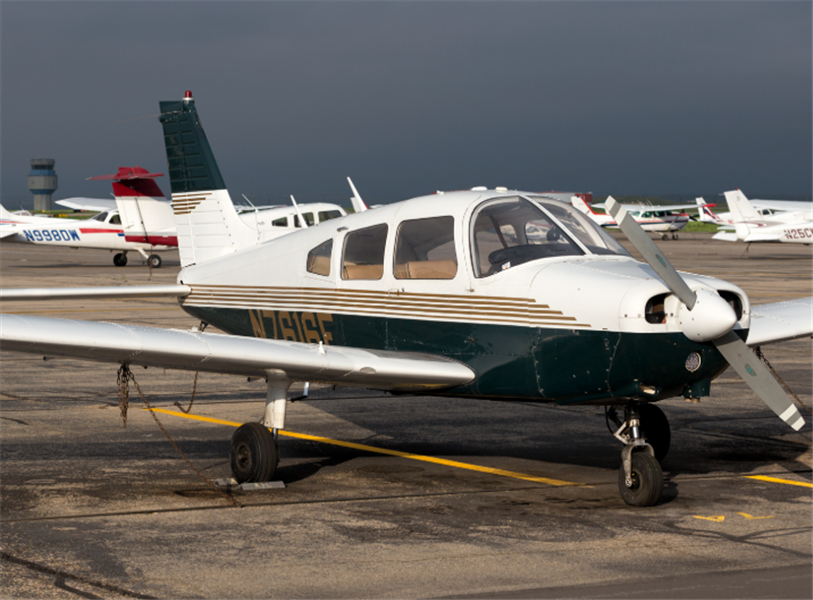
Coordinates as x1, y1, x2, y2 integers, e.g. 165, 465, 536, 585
672, 233, 679, 240
230, 422, 279, 483
113, 253, 127, 267
148, 254, 162, 268
661, 233, 669, 240
618, 451, 663, 507
638, 403, 671, 463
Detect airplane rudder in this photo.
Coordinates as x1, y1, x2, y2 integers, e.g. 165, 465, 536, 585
158, 92, 226, 196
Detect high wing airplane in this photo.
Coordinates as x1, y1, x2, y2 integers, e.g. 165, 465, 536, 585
1, 91, 811, 508
711, 190, 813, 244
570, 195, 700, 240
0, 167, 176, 268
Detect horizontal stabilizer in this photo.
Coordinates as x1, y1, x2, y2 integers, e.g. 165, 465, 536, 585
0, 314, 475, 392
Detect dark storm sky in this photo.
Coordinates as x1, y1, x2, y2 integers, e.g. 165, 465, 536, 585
2, 1, 811, 208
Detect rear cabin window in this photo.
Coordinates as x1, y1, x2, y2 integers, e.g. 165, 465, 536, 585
342, 224, 388, 280
272, 217, 288, 227
307, 239, 333, 276
394, 216, 457, 280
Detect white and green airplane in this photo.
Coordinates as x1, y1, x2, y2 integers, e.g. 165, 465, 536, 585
1, 91, 810, 507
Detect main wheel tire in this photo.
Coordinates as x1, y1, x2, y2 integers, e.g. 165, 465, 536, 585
618, 451, 663, 507
148, 254, 162, 268
638, 403, 671, 463
113, 253, 127, 267
230, 422, 279, 483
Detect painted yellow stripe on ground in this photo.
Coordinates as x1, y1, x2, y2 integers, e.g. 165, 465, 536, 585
744, 475, 813, 488
147, 407, 584, 487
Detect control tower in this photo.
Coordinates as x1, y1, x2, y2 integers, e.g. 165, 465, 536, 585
28, 159, 58, 211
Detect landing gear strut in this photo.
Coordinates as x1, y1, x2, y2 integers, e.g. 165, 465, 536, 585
608, 403, 665, 506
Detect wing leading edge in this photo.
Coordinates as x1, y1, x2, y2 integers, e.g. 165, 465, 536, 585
746, 297, 813, 347
0, 314, 475, 392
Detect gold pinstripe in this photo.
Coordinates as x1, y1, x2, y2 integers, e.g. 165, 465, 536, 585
183, 284, 592, 328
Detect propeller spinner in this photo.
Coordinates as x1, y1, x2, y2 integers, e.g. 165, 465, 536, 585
606, 197, 804, 431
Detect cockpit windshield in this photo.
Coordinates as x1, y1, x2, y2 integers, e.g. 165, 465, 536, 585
471, 195, 630, 277
91, 212, 108, 222
471, 196, 584, 277
528, 196, 630, 257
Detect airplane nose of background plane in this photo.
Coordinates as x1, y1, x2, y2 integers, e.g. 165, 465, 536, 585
678, 288, 738, 342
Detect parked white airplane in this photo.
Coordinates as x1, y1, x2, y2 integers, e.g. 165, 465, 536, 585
697, 194, 813, 228
1, 168, 175, 268
711, 190, 813, 244
571, 195, 699, 239
1, 91, 810, 508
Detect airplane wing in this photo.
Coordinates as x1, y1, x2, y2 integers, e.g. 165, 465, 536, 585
0, 226, 20, 239
746, 297, 813, 346
0, 314, 475, 392
0, 284, 190, 301
55, 197, 118, 212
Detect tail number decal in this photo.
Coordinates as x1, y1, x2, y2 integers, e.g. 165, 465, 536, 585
783, 227, 813, 240
23, 229, 80, 242
249, 310, 334, 345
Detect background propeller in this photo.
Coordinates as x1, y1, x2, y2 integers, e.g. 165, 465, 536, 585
606, 197, 804, 431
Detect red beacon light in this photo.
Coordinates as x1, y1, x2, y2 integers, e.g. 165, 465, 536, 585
184, 90, 193, 101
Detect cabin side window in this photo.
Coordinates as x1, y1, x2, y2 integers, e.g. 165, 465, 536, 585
109, 214, 121, 225
394, 216, 457, 280
272, 217, 288, 227
342, 224, 388, 280
318, 210, 342, 223
294, 213, 315, 228
306, 239, 333, 276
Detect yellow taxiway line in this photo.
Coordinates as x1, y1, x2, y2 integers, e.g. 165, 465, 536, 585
146, 407, 585, 487
743, 475, 813, 488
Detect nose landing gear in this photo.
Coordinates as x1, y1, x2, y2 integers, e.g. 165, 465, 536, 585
607, 403, 667, 506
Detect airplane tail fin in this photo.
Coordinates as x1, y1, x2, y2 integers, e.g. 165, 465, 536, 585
89, 167, 177, 247
695, 197, 719, 223
569, 194, 598, 215
347, 177, 368, 213
0, 205, 14, 220
724, 189, 761, 240
157, 91, 257, 267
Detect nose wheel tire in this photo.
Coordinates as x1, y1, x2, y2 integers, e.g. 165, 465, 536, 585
113, 253, 127, 267
148, 254, 162, 268
230, 422, 279, 483
619, 451, 663, 507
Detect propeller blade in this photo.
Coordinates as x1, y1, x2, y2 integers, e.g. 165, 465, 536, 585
713, 331, 804, 431
605, 197, 697, 309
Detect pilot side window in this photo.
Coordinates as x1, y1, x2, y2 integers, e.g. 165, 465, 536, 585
109, 214, 121, 225
306, 239, 333, 276
394, 216, 457, 280
342, 224, 388, 280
